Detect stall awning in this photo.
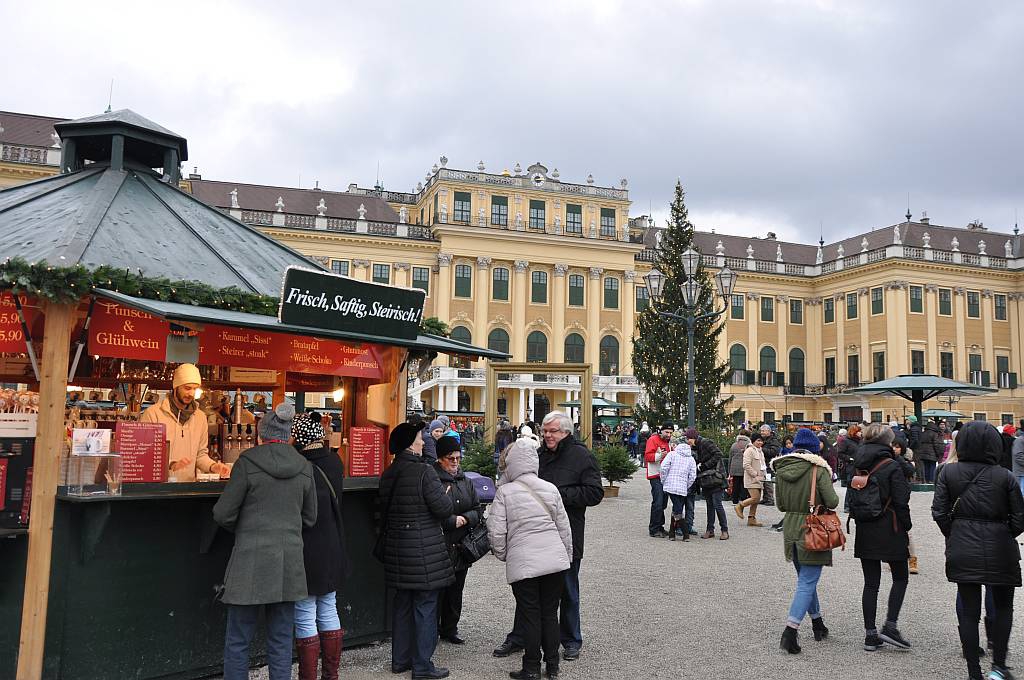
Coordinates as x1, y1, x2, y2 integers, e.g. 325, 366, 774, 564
93, 290, 509, 360
557, 397, 630, 409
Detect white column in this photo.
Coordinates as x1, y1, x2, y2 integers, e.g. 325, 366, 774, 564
517, 388, 526, 424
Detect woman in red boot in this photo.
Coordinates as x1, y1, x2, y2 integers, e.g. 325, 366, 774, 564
293, 413, 347, 680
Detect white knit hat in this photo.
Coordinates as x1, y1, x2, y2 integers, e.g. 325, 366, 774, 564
172, 363, 202, 388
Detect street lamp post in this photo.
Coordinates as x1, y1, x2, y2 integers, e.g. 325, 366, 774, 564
644, 249, 738, 429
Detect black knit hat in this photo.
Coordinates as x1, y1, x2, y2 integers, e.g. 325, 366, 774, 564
436, 436, 461, 458
389, 422, 421, 455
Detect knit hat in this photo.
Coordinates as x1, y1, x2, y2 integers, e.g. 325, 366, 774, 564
436, 436, 461, 458
172, 363, 202, 389
291, 413, 326, 449
906, 415, 918, 424
659, 422, 674, 432
1003, 425, 1017, 436
684, 427, 699, 440
428, 419, 445, 432
793, 427, 819, 451
838, 428, 848, 436
670, 429, 688, 446
389, 422, 421, 455
259, 403, 295, 442
518, 425, 540, 442
438, 415, 451, 428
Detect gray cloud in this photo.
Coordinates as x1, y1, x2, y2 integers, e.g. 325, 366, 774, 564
4, 0, 1021, 242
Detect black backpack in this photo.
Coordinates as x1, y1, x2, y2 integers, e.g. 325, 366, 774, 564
847, 458, 893, 524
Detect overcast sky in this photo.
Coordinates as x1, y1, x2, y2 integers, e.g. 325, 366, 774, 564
4, 1, 1022, 242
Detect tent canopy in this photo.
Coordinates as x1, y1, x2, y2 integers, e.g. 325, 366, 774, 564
921, 408, 966, 419
849, 374, 996, 421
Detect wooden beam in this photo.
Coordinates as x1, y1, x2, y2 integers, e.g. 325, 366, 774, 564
17, 301, 75, 680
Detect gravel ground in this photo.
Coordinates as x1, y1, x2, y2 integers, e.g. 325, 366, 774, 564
236, 471, 1021, 680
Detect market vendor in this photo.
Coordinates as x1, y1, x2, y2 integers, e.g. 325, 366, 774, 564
141, 363, 230, 482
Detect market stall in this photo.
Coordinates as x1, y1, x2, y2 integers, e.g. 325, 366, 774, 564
0, 110, 505, 680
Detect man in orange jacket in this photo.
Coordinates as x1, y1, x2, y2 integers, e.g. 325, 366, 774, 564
645, 423, 674, 537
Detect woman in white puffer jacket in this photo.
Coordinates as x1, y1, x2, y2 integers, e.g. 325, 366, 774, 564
488, 437, 573, 680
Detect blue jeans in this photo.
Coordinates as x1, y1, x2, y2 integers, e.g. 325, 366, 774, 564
649, 478, 668, 534
668, 493, 695, 534
223, 602, 294, 680
560, 558, 582, 650
787, 544, 823, 626
392, 588, 441, 674
295, 591, 341, 638
705, 488, 728, 533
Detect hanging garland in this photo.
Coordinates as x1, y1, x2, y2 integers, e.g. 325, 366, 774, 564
0, 257, 279, 315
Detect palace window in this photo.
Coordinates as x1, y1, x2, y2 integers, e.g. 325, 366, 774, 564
872, 351, 885, 382
449, 326, 471, 368
824, 357, 836, 388
636, 286, 650, 312
529, 200, 545, 230
939, 288, 952, 315
531, 271, 548, 304
604, 277, 619, 309
731, 294, 744, 320
940, 351, 954, 379
789, 299, 803, 324
911, 350, 925, 375
453, 192, 471, 223
729, 344, 747, 385
569, 274, 585, 306
492, 267, 509, 301
526, 331, 548, 363
600, 208, 616, 237
824, 298, 834, 323
871, 287, 883, 315
454, 264, 472, 298
488, 328, 510, 356
564, 333, 585, 363
491, 196, 508, 226
761, 297, 774, 322
847, 293, 858, 320
995, 294, 1007, 321
599, 336, 620, 375
330, 260, 349, 276
372, 264, 390, 284
566, 204, 583, 234
412, 266, 430, 294
848, 354, 860, 385
909, 285, 923, 313
967, 291, 981, 318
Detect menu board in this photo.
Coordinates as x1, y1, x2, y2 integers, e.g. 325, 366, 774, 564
116, 422, 168, 483
348, 426, 384, 477
0, 293, 41, 353
20, 468, 32, 525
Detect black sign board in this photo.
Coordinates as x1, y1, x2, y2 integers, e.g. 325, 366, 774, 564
279, 267, 426, 341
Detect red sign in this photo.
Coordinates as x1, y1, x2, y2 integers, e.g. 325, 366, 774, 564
20, 467, 32, 525
116, 422, 169, 483
89, 300, 169, 361
199, 324, 382, 379
349, 426, 384, 477
88, 301, 383, 379
0, 459, 7, 504
0, 294, 41, 353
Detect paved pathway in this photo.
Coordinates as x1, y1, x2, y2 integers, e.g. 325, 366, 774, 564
243, 470, 1021, 679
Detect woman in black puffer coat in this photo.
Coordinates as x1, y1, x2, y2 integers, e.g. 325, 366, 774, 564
851, 423, 913, 652
434, 436, 482, 645
378, 423, 455, 678
932, 421, 1024, 680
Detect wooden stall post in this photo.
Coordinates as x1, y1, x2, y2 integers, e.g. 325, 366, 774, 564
16, 301, 75, 680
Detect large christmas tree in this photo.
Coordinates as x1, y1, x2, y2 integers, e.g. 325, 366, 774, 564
632, 180, 732, 429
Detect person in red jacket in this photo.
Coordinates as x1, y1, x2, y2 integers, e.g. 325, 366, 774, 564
646, 423, 675, 537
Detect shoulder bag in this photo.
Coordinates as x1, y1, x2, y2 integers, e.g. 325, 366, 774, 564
803, 465, 847, 552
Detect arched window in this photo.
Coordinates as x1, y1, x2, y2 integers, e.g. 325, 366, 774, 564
599, 336, 619, 375
450, 326, 471, 368
759, 346, 777, 386
729, 344, 747, 385
526, 331, 548, 363
564, 333, 585, 363
789, 348, 805, 394
487, 328, 510, 356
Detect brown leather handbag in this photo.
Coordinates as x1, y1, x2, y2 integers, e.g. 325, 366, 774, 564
803, 466, 846, 552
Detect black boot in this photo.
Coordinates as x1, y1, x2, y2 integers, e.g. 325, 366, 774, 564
811, 616, 829, 641
780, 626, 801, 654
668, 514, 677, 541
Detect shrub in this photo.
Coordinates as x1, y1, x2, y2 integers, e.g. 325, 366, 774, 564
595, 444, 639, 487
461, 437, 497, 480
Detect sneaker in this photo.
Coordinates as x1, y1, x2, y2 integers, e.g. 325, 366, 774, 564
989, 666, 1016, 680
880, 625, 912, 650
864, 633, 883, 651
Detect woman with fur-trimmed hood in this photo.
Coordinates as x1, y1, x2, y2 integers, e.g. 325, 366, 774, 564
770, 427, 840, 656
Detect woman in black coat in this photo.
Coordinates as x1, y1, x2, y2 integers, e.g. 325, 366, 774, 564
378, 423, 454, 679
291, 413, 346, 680
932, 421, 1024, 680
850, 424, 913, 652
434, 436, 482, 645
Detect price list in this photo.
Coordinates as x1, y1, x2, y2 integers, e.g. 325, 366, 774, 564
116, 422, 168, 483
348, 426, 384, 477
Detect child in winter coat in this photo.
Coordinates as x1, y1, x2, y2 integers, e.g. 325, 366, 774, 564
660, 438, 698, 541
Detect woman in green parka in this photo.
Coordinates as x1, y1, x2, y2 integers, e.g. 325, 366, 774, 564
770, 427, 840, 655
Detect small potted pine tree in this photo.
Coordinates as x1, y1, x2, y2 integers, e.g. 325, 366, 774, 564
595, 444, 638, 498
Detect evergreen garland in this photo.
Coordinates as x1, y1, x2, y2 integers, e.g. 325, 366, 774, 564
0, 257, 279, 315
631, 180, 733, 429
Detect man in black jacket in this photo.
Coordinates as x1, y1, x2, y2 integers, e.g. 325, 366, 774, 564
494, 411, 603, 662
759, 424, 780, 505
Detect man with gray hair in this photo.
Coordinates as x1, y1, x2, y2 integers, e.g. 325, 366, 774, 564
493, 410, 603, 662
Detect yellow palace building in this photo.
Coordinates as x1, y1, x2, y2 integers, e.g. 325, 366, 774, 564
4, 110, 1023, 426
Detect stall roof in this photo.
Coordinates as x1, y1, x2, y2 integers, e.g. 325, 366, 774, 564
94, 290, 510, 360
